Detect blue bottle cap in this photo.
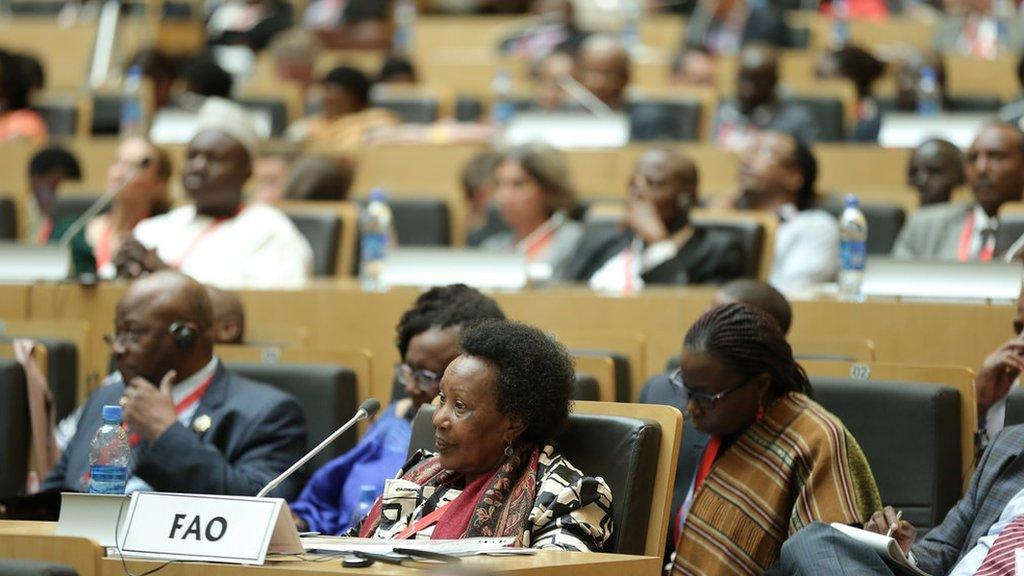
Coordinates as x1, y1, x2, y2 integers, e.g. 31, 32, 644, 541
844, 194, 859, 208
369, 189, 387, 203
102, 404, 122, 423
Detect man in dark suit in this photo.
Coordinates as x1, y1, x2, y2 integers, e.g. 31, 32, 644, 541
685, 0, 795, 55
563, 148, 744, 289
770, 424, 1024, 575
42, 271, 307, 498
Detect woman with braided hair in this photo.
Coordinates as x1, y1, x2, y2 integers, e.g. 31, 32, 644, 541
671, 303, 881, 576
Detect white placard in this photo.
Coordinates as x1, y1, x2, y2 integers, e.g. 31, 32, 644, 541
116, 492, 302, 565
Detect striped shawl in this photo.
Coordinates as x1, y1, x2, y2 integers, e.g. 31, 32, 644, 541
673, 392, 881, 576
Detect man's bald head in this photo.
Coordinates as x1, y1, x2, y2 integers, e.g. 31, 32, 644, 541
576, 34, 631, 109
205, 285, 246, 345
711, 279, 792, 334
737, 44, 779, 114
122, 271, 214, 331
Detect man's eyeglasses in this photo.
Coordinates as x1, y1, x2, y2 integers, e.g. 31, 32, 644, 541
397, 363, 442, 392
102, 326, 155, 347
669, 368, 753, 411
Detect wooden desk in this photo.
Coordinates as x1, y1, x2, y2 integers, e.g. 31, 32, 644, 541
0, 522, 662, 576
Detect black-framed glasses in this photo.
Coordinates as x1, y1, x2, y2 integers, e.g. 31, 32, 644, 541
669, 368, 753, 411
397, 363, 442, 392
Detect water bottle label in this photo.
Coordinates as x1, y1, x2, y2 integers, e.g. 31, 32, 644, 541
492, 101, 515, 126
840, 240, 866, 272
89, 465, 127, 494
361, 232, 389, 263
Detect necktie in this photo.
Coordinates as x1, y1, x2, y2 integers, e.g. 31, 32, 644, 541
974, 514, 1024, 575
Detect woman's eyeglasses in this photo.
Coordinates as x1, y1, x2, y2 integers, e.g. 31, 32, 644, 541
669, 368, 753, 411
397, 363, 442, 392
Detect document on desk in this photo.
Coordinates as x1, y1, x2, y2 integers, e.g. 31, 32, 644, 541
301, 536, 534, 557
830, 523, 930, 576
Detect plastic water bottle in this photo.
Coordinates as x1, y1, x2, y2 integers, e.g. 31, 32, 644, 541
491, 68, 515, 129
392, 0, 416, 56
838, 194, 868, 301
352, 484, 378, 524
830, 0, 850, 48
360, 189, 394, 291
120, 65, 145, 137
620, 0, 641, 54
88, 405, 131, 494
916, 66, 941, 115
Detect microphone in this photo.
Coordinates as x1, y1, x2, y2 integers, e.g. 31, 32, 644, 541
57, 157, 152, 247
256, 398, 381, 498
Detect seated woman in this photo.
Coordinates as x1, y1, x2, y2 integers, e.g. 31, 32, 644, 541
672, 303, 880, 575
353, 319, 613, 551
0, 50, 47, 145
478, 143, 582, 282
289, 284, 505, 535
53, 137, 172, 278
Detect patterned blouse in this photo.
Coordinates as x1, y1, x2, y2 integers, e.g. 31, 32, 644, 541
353, 444, 614, 552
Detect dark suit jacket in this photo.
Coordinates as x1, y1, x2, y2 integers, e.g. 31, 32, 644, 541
638, 373, 709, 559
686, 5, 794, 51
42, 362, 308, 499
911, 424, 1024, 575
562, 226, 745, 286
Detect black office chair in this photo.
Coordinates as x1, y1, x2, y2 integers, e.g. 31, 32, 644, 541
238, 98, 288, 137
0, 360, 29, 497
629, 99, 702, 141
0, 197, 17, 240
1001, 387, 1024, 427
32, 339, 78, 422
790, 96, 845, 141
90, 95, 123, 135
812, 378, 962, 533
52, 196, 104, 226
571, 349, 632, 402
355, 198, 451, 246
691, 218, 766, 279
950, 95, 1004, 113
371, 95, 439, 124
454, 95, 484, 122
285, 212, 341, 276
35, 103, 78, 138
227, 362, 357, 471
817, 197, 907, 255
409, 404, 662, 555
0, 559, 77, 576
996, 212, 1024, 256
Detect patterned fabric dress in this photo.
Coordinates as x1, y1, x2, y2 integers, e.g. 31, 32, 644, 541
673, 392, 881, 576
352, 443, 614, 552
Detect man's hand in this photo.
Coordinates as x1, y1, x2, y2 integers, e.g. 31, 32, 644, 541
114, 238, 168, 279
976, 337, 1024, 411
123, 371, 178, 441
864, 506, 916, 555
626, 198, 669, 245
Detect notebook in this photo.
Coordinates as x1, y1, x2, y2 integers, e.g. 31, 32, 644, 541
830, 523, 930, 576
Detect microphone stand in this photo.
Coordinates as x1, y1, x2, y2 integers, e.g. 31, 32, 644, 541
57, 158, 151, 247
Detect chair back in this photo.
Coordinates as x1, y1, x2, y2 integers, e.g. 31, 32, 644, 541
226, 362, 358, 470
628, 99, 702, 141
357, 197, 451, 246
691, 209, 775, 280
0, 359, 28, 497
0, 198, 16, 240
817, 197, 907, 255
1000, 387, 1024, 427
408, 401, 681, 557
790, 96, 845, 141
0, 558, 78, 576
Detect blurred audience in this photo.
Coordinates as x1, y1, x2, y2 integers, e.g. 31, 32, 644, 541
712, 44, 816, 151
207, 0, 293, 53
894, 123, 1024, 260
376, 56, 418, 85
479, 143, 581, 281
287, 66, 400, 153
206, 285, 246, 345
685, 0, 795, 55
670, 45, 718, 88
735, 131, 839, 289
183, 58, 235, 100
283, 155, 354, 201
500, 0, 589, 59
892, 53, 950, 113
303, 0, 392, 49
116, 98, 314, 288
933, 0, 1024, 59
997, 54, 1024, 127
574, 34, 630, 110
125, 49, 181, 112
252, 144, 299, 205
460, 151, 504, 247
564, 149, 744, 290
27, 147, 82, 244
268, 29, 322, 94
0, 50, 48, 144
816, 45, 886, 141
531, 50, 574, 111
907, 138, 965, 206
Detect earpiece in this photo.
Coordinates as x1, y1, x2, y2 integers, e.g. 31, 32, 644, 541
169, 321, 197, 349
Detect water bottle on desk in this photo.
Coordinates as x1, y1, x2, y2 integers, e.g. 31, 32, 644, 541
491, 68, 515, 130
830, 0, 850, 48
88, 405, 131, 494
392, 0, 416, 56
120, 65, 145, 137
916, 66, 941, 115
360, 189, 394, 291
838, 194, 868, 301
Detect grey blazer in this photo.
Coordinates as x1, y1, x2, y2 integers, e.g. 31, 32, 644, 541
911, 424, 1024, 575
42, 362, 309, 499
479, 213, 583, 280
891, 202, 971, 260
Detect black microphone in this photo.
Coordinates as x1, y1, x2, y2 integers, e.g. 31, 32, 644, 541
256, 398, 381, 498
57, 157, 152, 247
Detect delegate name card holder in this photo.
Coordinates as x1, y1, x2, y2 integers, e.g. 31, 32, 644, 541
115, 492, 303, 565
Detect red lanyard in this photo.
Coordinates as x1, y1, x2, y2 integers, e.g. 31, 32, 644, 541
126, 374, 214, 447
623, 247, 635, 295
675, 436, 722, 542
37, 217, 52, 244
957, 211, 995, 262
96, 222, 113, 271
522, 227, 556, 261
172, 208, 243, 270
394, 505, 448, 540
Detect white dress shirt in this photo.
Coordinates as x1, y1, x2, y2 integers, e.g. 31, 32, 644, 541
588, 237, 683, 292
769, 204, 840, 290
968, 204, 998, 260
133, 203, 313, 289
947, 485, 1024, 575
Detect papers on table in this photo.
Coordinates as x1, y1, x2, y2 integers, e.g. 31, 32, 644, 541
299, 536, 535, 557
830, 523, 930, 576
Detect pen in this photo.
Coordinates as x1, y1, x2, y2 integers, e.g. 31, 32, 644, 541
885, 510, 903, 538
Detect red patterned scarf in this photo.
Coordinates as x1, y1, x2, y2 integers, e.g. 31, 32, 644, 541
359, 444, 540, 542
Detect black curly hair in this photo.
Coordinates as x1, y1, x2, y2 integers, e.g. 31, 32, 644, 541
395, 284, 505, 359
459, 319, 574, 445
685, 302, 813, 400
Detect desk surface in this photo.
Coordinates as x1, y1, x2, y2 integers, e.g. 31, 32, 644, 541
0, 521, 661, 576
